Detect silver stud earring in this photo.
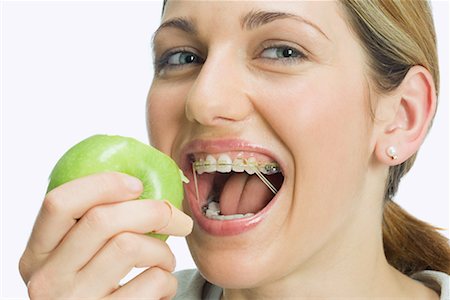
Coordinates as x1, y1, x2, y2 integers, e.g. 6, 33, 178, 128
386, 146, 398, 160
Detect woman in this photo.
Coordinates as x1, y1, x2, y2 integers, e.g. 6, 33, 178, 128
20, 0, 449, 299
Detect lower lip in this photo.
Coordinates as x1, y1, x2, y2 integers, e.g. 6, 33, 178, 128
185, 177, 281, 236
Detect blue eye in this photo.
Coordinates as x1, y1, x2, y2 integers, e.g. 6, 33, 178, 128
155, 50, 204, 74
167, 51, 200, 65
261, 46, 305, 60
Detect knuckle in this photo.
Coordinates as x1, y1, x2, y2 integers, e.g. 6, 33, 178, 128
167, 274, 178, 297
152, 267, 174, 288
169, 252, 176, 272
42, 191, 65, 216
27, 271, 51, 299
150, 267, 167, 284
146, 238, 176, 272
83, 206, 109, 231
159, 275, 178, 300
162, 244, 176, 272
18, 254, 32, 282
27, 279, 40, 299
144, 237, 176, 271
28, 269, 75, 300
110, 232, 139, 256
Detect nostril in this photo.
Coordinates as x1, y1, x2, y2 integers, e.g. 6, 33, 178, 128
184, 76, 254, 126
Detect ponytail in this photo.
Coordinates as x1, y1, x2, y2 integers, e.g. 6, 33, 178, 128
382, 199, 450, 275
340, 0, 449, 276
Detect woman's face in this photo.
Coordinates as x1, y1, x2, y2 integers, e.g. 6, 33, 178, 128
148, 0, 380, 288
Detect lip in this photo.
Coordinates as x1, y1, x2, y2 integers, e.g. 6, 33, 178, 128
178, 139, 286, 236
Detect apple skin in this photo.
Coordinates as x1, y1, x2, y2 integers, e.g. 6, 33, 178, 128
47, 134, 186, 241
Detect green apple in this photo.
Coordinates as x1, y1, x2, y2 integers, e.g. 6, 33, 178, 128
47, 134, 188, 241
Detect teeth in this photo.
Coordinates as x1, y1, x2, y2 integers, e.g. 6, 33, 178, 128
217, 154, 232, 173
203, 200, 255, 220
204, 155, 217, 173
195, 158, 206, 174
232, 157, 245, 172
203, 197, 257, 219
195, 153, 281, 221
209, 213, 254, 220
205, 201, 220, 218
244, 157, 257, 174
193, 153, 280, 175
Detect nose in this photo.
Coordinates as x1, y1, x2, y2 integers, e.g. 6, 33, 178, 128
185, 46, 253, 126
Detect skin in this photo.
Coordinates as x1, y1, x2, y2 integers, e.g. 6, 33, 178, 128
20, 172, 193, 299
19, 0, 439, 299
148, 0, 439, 299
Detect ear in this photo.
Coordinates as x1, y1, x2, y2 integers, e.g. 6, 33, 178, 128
374, 66, 437, 166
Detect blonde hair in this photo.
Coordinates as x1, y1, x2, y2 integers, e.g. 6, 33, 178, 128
339, 0, 449, 275
161, 0, 450, 275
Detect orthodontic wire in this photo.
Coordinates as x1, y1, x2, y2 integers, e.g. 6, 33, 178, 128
193, 160, 278, 195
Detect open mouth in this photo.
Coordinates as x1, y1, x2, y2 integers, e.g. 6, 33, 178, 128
188, 152, 285, 221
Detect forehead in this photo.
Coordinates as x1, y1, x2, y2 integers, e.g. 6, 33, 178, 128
162, 0, 344, 40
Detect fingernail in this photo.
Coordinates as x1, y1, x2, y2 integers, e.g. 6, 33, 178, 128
126, 175, 143, 193
160, 200, 193, 236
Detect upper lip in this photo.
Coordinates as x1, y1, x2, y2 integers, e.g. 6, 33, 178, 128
177, 138, 286, 174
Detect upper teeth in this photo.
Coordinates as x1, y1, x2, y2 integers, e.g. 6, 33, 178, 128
193, 153, 280, 175
217, 154, 232, 173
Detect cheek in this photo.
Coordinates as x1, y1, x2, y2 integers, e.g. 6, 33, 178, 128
146, 83, 187, 154
247, 72, 374, 266
255, 71, 371, 222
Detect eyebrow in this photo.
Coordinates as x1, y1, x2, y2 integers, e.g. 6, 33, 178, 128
241, 10, 329, 40
154, 17, 197, 36
152, 10, 329, 44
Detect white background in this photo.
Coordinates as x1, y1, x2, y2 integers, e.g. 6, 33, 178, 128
1, 1, 448, 298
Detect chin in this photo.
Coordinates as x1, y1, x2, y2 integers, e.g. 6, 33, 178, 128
183, 188, 295, 289
186, 232, 281, 289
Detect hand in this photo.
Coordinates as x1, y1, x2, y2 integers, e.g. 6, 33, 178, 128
19, 172, 193, 299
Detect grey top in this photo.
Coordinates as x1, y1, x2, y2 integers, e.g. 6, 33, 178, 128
174, 269, 449, 300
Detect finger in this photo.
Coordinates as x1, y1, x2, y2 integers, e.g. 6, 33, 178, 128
105, 267, 177, 300
46, 199, 190, 273
75, 232, 175, 298
20, 172, 142, 283
155, 201, 194, 236
27, 172, 143, 255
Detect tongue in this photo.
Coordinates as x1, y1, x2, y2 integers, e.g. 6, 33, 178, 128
219, 173, 273, 215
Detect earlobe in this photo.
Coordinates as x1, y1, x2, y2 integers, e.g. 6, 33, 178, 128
375, 144, 401, 166
386, 146, 399, 161
374, 66, 437, 166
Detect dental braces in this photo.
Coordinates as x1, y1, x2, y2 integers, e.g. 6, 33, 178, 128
191, 159, 279, 202
193, 161, 281, 175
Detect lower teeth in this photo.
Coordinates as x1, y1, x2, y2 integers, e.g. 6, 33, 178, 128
203, 201, 254, 220
193, 162, 263, 221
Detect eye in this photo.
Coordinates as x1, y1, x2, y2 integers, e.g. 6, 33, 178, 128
157, 50, 203, 69
260, 45, 306, 61
155, 49, 204, 75
167, 51, 201, 65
